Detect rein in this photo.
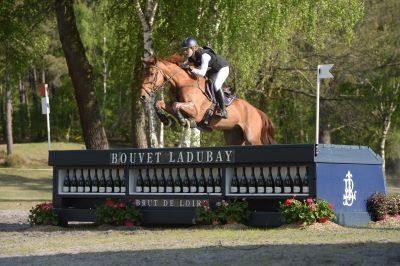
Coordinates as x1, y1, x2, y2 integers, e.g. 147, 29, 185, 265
142, 62, 181, 98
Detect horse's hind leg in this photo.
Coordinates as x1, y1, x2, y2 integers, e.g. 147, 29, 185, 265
224, 126, 245, 145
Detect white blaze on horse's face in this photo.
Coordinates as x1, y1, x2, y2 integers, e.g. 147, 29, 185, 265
140, 62, 165, 102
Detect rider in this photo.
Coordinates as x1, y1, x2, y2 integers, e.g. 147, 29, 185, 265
181, 37, 229, 119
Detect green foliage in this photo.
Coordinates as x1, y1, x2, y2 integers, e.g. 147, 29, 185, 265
367, 192, 400, 221
96, 198, 142, 227
279, 198, 336, 225
28, 202, 58, 226
195, 199, 249, 225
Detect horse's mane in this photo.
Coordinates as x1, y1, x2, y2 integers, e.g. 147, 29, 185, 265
163, 54, 184, 65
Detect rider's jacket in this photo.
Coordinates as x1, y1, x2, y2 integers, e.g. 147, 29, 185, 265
188, 47, 229, 77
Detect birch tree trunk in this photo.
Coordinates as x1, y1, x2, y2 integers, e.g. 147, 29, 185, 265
4, 45, 13, 155
133, 0, 159, 148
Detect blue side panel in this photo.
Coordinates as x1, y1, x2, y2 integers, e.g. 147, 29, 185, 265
316, 163, 385, 225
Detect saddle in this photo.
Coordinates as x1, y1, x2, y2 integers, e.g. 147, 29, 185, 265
204, 79, 236, 107
197, 79, 236, 130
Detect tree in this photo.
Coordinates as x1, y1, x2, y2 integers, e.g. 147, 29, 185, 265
55, 0, 108, 149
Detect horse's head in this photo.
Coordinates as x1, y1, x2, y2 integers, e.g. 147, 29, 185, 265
140, 56, 166, 102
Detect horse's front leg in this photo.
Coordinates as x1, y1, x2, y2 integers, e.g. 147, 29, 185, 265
154, 100, 177, 128
172, 101, 199, 127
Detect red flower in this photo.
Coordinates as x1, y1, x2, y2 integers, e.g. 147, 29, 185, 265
328, 203, 334, 209
318, 217, 328, 223
201, 201, 209, 208
123, 219, 135, 227
309, 204, 316, 211
285, 199, 294, 207
306, 198, 314, 204
39, 202, 53, 210
105, 198, 114, 207
117, 202, 125, 209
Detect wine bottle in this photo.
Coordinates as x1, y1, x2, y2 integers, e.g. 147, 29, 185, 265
198, 168, 206, 193
190, 168, 198, 193
136, 169, 143, 193
293, 166, 302, 193
174, 169, 182, 193
91, 169, 99, 193
214, 168, 222, 193
230, 167, 239, 193
143, 169, 151, 193
99, 169, 106, 193
77, 169, 85, 193
283, 167, 293, 194
274, 167, 282, 193
182, 168, 190, 193
114, 169, 121, 193
158, 168, 166, 193
70, 169, 78, 193
248, 167, 256, 194
120, 170, 126, 193
302, 167, 309, 194
266, 167, 274, 193
239, 167, 248, 194
106, 169, 114, 193
206, 168, 214, 193
62, 169, 70, 193
84, 169, 91, 193
257, 167, 265, 193
151, 169, 158, 193
166, 168, 174, 193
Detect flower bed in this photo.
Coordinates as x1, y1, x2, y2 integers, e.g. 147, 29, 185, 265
96, 199, 142, 227
28, 202, 58, 226
195, 199, 249, 225
367, 192, 400, 221
279, 198, 336, 225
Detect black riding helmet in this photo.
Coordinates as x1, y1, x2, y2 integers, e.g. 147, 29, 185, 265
181, 37, 198, 49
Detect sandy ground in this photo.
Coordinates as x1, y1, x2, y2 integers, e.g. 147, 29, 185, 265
1, 210, 400, 266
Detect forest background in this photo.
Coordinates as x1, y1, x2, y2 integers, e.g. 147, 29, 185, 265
0, 0, 399, 181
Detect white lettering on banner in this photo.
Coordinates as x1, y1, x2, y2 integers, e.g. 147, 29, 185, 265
343, 171, 357, 206
134, 199, 208, 208
110, 150, 235, 165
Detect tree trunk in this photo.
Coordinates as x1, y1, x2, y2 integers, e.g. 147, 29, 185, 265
4, 48, 13, 155
55, 0, 108, 149
133, 0, 159, 148
18, 76, 27, 140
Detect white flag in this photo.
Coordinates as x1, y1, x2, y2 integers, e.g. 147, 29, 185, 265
318, 64, 334, 79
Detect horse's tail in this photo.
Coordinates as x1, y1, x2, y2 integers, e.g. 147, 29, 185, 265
257, 109, 276, 144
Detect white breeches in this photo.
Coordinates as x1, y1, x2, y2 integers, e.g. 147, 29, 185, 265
209, 66, 229, 92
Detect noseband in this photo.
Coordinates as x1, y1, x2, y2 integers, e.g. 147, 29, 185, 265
141, 62, 180, 100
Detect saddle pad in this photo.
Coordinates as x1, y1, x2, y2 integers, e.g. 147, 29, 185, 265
205, 80, 236, 107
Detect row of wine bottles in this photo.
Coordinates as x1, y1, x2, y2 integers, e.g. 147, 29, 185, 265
134, 168, 222, 193
62, 169, 125, 193
230, 166, 309, 194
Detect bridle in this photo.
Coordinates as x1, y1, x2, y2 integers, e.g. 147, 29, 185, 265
141, 62, 181, 101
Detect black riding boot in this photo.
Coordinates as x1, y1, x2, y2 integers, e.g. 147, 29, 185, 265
215, 89, 228, 119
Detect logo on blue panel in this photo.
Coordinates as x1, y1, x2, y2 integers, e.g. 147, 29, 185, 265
343, 171, 357, 206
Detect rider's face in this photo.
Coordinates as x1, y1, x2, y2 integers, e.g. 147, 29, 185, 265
183, 47, 194, 57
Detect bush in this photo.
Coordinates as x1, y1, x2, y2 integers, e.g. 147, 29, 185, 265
96, 199, 142, 227
195, 199, 249, 225
28, 202, 58, 226
367, 192, 400, 221
279, 198, 336, 225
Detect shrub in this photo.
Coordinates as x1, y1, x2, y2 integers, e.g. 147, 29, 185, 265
367, 192, 387, 220
279, 198, 336, 225
195, 201, 217, 225
215, 199, 249, 224
195, 199, 249, 225
29, 202, 58, 226
96, 199, 142, 227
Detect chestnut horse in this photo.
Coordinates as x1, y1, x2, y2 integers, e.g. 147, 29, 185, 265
139, 55, 275, 145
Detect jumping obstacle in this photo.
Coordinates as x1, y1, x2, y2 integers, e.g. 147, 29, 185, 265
49, 144, 385, 227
